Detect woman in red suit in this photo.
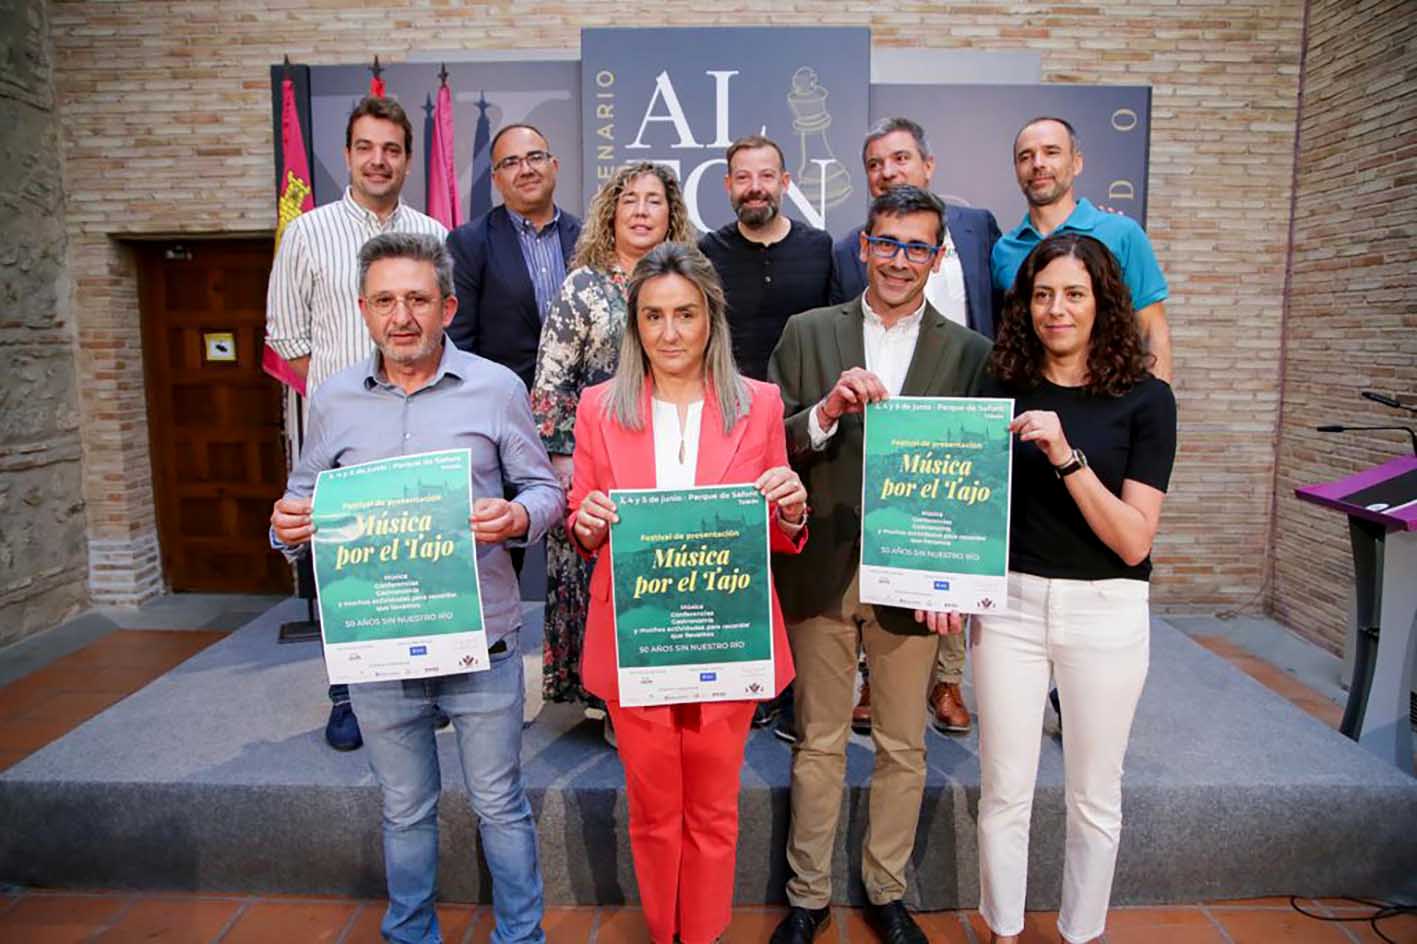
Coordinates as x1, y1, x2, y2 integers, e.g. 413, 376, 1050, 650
567, 241, 807, 944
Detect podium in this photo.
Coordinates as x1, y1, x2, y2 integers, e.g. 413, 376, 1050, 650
1297, 455, 1417, 773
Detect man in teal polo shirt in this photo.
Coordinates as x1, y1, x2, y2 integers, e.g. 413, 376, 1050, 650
991, 116, 1173, 382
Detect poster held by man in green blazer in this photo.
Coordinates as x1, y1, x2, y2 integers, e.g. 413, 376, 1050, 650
767, 186, 992, 944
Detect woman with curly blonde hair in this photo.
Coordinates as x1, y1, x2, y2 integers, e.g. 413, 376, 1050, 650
530, 162, 695, 738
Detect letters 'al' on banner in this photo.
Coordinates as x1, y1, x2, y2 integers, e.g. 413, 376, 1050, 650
859, 398, 1014, 613
310, 449, 489, 683
609, 484, 774, 707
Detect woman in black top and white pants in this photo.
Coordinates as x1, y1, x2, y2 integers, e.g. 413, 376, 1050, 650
974, 232, 1177, 944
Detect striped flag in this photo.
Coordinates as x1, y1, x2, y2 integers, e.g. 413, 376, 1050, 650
426, 81, 462, 230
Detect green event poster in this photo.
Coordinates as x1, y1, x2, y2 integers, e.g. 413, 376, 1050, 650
608, 484, 775, 707
310, 448, 489, 683
859, 397, 1013, 613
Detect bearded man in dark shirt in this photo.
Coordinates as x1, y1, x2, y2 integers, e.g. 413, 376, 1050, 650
698, 134, 834, 383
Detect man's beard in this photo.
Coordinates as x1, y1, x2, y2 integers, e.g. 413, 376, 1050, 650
378, 332, 441, 366
734, 193, 779, 228
1025, 176, 1068, 208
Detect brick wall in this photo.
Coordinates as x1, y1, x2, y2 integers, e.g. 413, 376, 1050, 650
1270, 0, 1417, 652
46, 1, 1306, 611
0, 0, 89, 644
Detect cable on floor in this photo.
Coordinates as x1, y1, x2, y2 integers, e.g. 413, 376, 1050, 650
1288, 894, 1416, 944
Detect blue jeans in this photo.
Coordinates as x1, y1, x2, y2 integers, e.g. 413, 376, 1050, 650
348, 633, 545, 944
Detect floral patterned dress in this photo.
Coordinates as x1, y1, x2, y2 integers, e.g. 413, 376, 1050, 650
531, 264, 629, 703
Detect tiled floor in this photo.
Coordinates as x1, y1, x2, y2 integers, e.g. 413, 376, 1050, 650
1191, 635, 1346, 728
0, 629, 228, 773
1, 618, 1411, 942
0, 893, 1412, 943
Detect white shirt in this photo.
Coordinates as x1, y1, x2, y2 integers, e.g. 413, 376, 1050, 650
807, 292, 926, 448
652, 398, 704, 489
265, 187, 448, 396
924, 230, 968, 328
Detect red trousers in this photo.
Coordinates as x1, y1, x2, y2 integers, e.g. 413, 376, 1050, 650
607, 700, 757, 944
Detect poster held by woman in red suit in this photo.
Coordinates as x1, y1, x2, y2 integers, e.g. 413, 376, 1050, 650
567, 242, 807, 944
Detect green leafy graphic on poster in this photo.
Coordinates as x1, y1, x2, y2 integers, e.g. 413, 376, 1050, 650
609, 484, 774, 705
860, 398, 1013, 612
310, 449, 488, 683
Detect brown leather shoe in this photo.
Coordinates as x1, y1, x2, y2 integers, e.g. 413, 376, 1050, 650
851, 681, 872, 734
930, 681, 972, 734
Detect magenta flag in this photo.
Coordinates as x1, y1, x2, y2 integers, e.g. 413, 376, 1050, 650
427, 82, 462, 230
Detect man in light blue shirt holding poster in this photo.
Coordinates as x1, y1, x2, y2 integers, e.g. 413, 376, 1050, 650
992, 116, 1173, 383
271, 232, 560, 944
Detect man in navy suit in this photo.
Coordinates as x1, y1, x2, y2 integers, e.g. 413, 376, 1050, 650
828, 116, 1001, 738
447, 124, 581, 391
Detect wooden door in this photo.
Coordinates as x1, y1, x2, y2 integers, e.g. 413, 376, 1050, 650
137, 239, 292, 593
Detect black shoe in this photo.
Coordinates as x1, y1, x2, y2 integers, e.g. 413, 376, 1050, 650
433, 705, 451, 730
863, 900, 926, 944
769, 905, 831, 944
325, 702, 363, 751
771, 698, 798, 745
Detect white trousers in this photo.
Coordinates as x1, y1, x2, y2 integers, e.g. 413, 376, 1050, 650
973, 571, 1150, 943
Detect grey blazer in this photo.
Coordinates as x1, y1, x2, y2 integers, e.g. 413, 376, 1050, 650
767, 296, 993, 633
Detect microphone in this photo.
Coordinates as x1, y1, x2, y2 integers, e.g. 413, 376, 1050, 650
1361, 390, 1416, 413
1316, 424, 1417, 455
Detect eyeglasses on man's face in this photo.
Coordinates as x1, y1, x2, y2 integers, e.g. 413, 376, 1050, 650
366, 292, 439, 317
864, 235, 940, 264
493, 150, 552, 174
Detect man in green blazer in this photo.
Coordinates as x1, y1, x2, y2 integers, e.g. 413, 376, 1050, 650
767, 186, 992, 944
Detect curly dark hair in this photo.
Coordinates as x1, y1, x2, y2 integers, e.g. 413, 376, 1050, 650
989, 232, 1152, 397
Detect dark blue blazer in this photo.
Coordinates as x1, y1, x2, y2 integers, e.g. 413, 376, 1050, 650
446, 205, 582, 390
828, 203, 1002, 339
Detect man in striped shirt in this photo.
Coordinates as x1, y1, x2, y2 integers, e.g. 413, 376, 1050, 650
265, 96, 447, 751
267, 96, 448, 396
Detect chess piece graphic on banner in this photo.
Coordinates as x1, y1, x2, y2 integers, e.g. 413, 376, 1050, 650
787, 66, 852, 215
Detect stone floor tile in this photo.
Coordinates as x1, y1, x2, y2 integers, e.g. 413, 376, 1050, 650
838, 907, 971, 944
340, 901, 478, 943
0, 717, 80, 753
92, 896, 241, 943
911, 909, 973, 943
0, 680, 59, 720
1105, 907, 1214, 930
964, 910, 1059, 944
1341, 910, 1417, 943
532, 906, 595, 944
27, 689, 127, 725
73, 665, 168, 696
1206, 896, 1299, 908
1208, 907, 1356, 942
1104, 925, 1228, 944
594, 907, 653, 944
0, 894, 130, 944
219, 899, 358, 943
721, 906, 788, 942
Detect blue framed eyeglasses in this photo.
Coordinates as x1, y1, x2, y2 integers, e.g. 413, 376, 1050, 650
864, 235, 941, 264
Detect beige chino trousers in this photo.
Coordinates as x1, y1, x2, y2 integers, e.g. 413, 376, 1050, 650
784, 573, 939, 907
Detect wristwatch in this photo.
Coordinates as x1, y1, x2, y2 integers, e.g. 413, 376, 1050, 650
1054, 448, 1088, 479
